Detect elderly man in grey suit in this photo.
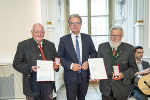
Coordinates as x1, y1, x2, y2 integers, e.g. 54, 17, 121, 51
97, 26, 138, 100
13, 23, 60, 100
58, 14, 97, 100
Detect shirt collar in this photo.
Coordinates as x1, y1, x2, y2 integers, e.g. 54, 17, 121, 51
32, 38, 43, 44
71, 33, 81, 38
32, 38, 43, 47
136, 60, 142, 64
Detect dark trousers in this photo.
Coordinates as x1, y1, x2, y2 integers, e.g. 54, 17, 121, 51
133, 88, 148, 100
102, 90, 128, 100
26, 83, 53, 100
65, 74, 89, 100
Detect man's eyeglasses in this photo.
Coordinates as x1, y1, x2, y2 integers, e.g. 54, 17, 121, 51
110, 35, 122, 37
69, 22, 81, 25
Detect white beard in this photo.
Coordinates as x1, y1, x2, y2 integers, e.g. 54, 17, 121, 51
109, 40, 121, 49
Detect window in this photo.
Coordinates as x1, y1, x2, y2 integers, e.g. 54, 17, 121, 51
69, 0, 109, 50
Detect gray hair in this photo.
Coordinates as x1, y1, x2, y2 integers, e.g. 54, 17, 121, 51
68, 14, 82, 23
110, 26, 124, 35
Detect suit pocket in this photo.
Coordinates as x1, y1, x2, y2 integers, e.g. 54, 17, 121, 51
29, 72, 41, 97
119, 59, 128, 65
122, 77, 131, 85
23, 74, 31, 93
117, 59, 128, 71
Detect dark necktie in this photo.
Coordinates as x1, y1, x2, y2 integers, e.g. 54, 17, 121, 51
113, 48, 116, 56
76, 36, 81, 73
38, 43, 46, 60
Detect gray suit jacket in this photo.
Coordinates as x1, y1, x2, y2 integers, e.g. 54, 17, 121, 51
13, 38, 57, 97
97, 42, 138, 98
58, 33, 97, 84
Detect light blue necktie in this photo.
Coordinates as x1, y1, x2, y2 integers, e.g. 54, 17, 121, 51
76, 36, 81, 73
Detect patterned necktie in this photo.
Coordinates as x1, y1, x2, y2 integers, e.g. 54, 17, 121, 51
76, 36, 81, 73
113, 48, 116, 56
38, 43, 46, 60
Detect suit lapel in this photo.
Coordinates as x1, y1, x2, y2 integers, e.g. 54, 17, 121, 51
30, 38, 42, 61
142, 61, 147, 70
81, 33, 85, 63
68, 34, 78, 62
116, 43, 124, 62
106, 43, 114, 63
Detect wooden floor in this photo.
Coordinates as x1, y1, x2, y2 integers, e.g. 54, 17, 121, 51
56, 81, 102, 100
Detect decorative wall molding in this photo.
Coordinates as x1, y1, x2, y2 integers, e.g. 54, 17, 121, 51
0, 64, 26, 99
0, 53, 14, 65
134, 22, 144, 46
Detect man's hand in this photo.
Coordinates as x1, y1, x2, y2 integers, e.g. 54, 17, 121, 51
82, 61, 88, 70
113, 72, 124, 80
91, 79, 99, 82
72, 63, 82, 71
89, 76, 99, 82
31, 66, 40, 72
53, 63, 61, 70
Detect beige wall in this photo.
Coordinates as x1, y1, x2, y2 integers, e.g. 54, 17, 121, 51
0, 0, 41, 63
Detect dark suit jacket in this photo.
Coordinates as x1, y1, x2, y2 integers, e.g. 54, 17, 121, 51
58, 33, 97, 84
142, 60, 149, 70
97, 42, 138, 98
13, 38, 57, 97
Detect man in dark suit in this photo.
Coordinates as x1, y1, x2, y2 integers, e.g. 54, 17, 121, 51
58, 14, 97, 100
97, 26, 138, 100
13, 23, 60, 100
130, 46, 150, 100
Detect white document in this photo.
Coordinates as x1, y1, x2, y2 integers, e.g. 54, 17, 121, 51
37, 60, 55, 81
88, 58, 108, 80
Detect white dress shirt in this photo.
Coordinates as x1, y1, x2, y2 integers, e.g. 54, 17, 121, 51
136, 60, 143, 72
70, 33, 82, 69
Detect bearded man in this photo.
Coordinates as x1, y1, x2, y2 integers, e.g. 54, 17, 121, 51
97, 26, 138, 100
